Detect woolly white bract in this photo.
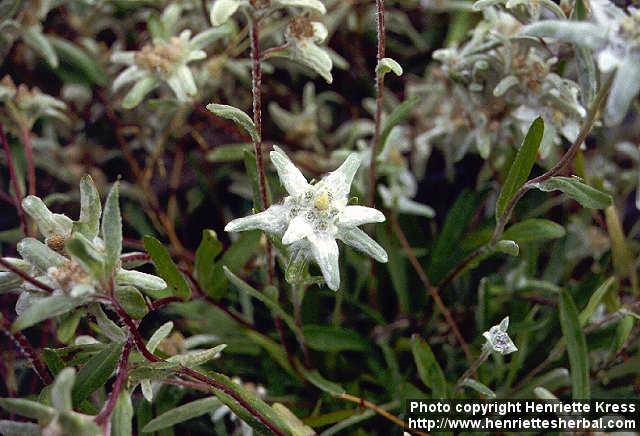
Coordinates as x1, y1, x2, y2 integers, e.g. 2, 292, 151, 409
482, 316, 518, 355
225, 146, 388, 290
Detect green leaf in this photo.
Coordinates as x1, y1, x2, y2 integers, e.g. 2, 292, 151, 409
111, 390, 133, 436
143, 235, 190, 300
72, 341, 124, 406
272, 403, 315, 436
206, 143, 252, 163
49, 36, 108, 86
410, 335, 448, 399
0, 398, 56, 421
206, 103, 259, 143
558, 289, 590, 399
532, 176, 612, 209
74, 175, 101, 239
102, 182, 122, 277
12, 295, 87, 332
376, 57, 403, 78
167, 344, 226, 367
17, 237, 66, 271
64, 234, 105, 279
244, 330, 297, 378
57, 309, 84, 344
302, 325, 368, 352
23, 25, 59, 68
502, 219, 566, 243
578, 277, 617, 326
496, 117, 544, 219
204, 371, 290, 435
194, 229, 222, 291
460, 379, 496, 398
494, 239, 519, 256
142, 396, 221, 432
298, 366, 345, 396
613, 315, 634, 354
378, 96, 419, 150
122, 77, 158, 109
115, 286, 149, 320
0, 420, 41, 436
51, 367, 75, 412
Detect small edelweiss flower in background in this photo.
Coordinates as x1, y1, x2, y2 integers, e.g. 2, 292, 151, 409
0, 75, 68, 128
282, 16, 333, 83
482, 316, 518, 355
225, 146, 388, 290
210, 0, 326, 27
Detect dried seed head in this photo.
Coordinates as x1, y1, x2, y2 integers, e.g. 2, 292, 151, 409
134, 37, 188, 76
288, 16, 315, 40
45, 233, 67, 252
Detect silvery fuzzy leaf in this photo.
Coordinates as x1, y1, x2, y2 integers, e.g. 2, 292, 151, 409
74, 175, 101, 240
0, 420, 42, 436
51, 367, 75, 412
519, 21, 608, 50
22, 195, 73, 239
493, 75, 519, 97
337, 227, 388, 263
166, 65, 197, 101
115, 269, 167, 291
101, 182, 122, 277
605, 57, 640, 126
190, 24, 233, 50
206, 103, 259, 143
376, 57, 403, 78
0, 271, 22, 294
13, 294, 89, 331
15, 290, 48, 316
64, 234, 105, 280
166, 344, 227, 367
121, 76, 158, 109
141, 321, 174, 402
273, 0, 326, 14
210, 0, 244, 26
89, 304, 126, 342
17, 238, 66, 272
286, 42, 333, 84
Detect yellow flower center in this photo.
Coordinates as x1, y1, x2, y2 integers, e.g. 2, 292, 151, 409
314, 192, 330, 210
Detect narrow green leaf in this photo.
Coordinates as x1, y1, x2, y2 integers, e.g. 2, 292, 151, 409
12, 295, 87, 332
379, 96, 419, 150
143, 235, 190, 300
298, 367, 345, 396
224, 266, 301, 337
72, 341, 123, 406
460, 379, 496, 398
115, 286, 149, 320
502, 219, 566, 243
64, 234, 105, 279
532, 176, 612, 209
578, 277, 617, 326
272, 403, 315, 436
23, 26, 59, 67
57, 309, 84, 344
496, 117, 544, 219
142, 396, 221, 432
206, 143, 252, 163
111, 389, 133, 436
17, 237, 66, 271
206, 103, 259, 143
494, 239, 519, 256
194, 229, 222, 292
51, 367, 75, 412
102, 182, 122, 277
49, 36, 108, 86
613, 315, 634, 354
167, 344, 226, 367
376, 57, 403, 78
302, 325, 368, 352
558, 289, 590, 399
410, 335, 448, 399
74, 175, 101, 239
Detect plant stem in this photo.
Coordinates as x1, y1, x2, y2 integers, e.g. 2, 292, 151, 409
0, 315, 52, 384
0, 257, 55, 293
18, 123, 36, 197
94, 336, 132, 426
368, 0, 386, 208
390, 213, 475, 367
0, 123, 28, 236
111, 300, 287, 436
454, 348, 490, 393
339, 393, 428, 435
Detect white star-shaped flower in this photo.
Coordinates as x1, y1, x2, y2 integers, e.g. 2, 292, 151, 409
225, 146, 388, 290
482, 316, 518, 355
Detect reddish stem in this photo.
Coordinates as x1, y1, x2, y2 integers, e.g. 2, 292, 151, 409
368, 0, 386, 208
94, 337, 133, 426
18, 123, 36, 197
0, 123, 28, 235
0, 257, 55, 293
0, 315, 52, 384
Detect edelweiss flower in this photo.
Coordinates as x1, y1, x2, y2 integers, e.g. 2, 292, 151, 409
482, 316, 518, 355
225, 146, 388, 290
0, 75, 68, 127
111, 30, 208, 108
283, 17, 333, 83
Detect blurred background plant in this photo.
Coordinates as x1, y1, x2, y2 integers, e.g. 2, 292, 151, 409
0, 0, 638, 434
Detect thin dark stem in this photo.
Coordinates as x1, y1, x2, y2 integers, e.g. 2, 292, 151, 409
0, 257, 55, 293
18, 123, 36, 197
368, 0, 386, 208
454, 348, 490, 393
390, 213, 475, 367
0, 315, 52, 384
0, 123, 28, 236
112, 300, 287, 436
94, 336, 132, 426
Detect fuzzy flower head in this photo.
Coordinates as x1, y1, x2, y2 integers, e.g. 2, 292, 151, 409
284, 17, 333, 83
225, 146, 388, 290
0, 75, 68, 128
482, 316, 518, 355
